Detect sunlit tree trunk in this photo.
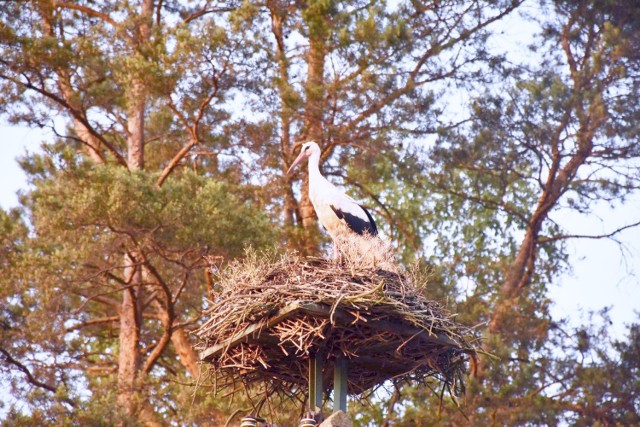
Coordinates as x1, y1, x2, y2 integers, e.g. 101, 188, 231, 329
117, 0, 152, 420
117, 254, 143, 416
269, 3, 298, 230
171, 329, 201, 378
298, 0, 330, 253
493, 20, 607, 331
38, 4, 104, 163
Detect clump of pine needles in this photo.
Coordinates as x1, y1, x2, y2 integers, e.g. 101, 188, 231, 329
195, 235, 477, 407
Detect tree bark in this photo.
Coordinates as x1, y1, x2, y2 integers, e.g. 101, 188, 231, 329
171, 328, 201, 378
493, 19, 609, 330
126, 0, 153, 170
127, 84, 146, 169
269, 3, 299, 229
303, 30, 325, 144
57, 77, 105, 163
298, 0, 329, 253
117, 254, 142, 416
117, 1, 153, 421
148, 296, 201, 379
299, 175, 317, 231
39, 3, 104, 163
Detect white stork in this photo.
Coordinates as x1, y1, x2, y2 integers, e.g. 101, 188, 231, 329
286, 141, 378, 244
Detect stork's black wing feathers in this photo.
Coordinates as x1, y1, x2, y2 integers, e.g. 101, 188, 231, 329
330, 204, 378, 236
360, 205, 378, 236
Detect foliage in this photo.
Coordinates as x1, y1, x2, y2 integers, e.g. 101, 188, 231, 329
351, 311, 640, 426
0, 149, 273, 424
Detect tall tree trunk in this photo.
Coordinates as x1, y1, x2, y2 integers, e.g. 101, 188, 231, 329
492, 79, 603, 331
303, 0, 326, 144
126, 0, 153, 170
171, 329, 201, 378
39, 4, 104, 163
117, 254, 142, 416
299, 0, 329, 253
269, 4, 297, 229
127, 86, 146, 169
117, 0, 153, 421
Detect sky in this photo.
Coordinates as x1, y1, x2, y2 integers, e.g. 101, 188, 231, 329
2, 121, 638, 342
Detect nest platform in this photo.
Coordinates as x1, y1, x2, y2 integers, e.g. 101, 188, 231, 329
195, 250, 475, 402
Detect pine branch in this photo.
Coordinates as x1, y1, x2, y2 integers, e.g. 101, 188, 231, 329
0, 347, 76, 407
53, 1, 117, 26
538, 219, 640, 244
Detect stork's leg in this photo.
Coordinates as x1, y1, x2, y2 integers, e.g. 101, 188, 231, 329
332, 241, 344, 264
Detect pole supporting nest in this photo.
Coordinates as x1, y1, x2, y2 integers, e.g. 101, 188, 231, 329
308, 352, 349, 414
333, 357, 348, 413
309, 352, 324, 413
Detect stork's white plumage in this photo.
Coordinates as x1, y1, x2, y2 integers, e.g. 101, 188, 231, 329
287, 141, 378, 242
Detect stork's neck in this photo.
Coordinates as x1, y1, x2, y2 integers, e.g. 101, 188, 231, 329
307, 151, 323, 182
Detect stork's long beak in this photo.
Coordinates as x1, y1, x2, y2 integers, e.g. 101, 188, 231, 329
286, 150, 308, 175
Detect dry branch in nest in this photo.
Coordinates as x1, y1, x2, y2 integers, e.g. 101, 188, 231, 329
195, 236, 477, 406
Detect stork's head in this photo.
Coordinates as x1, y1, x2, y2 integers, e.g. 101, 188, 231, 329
286, 141, 321, 175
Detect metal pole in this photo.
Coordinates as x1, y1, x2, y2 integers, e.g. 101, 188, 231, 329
333, 357, 348, 413
309, 352, 324, 412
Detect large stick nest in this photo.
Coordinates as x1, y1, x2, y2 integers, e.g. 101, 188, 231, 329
195, 240, 477, 404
